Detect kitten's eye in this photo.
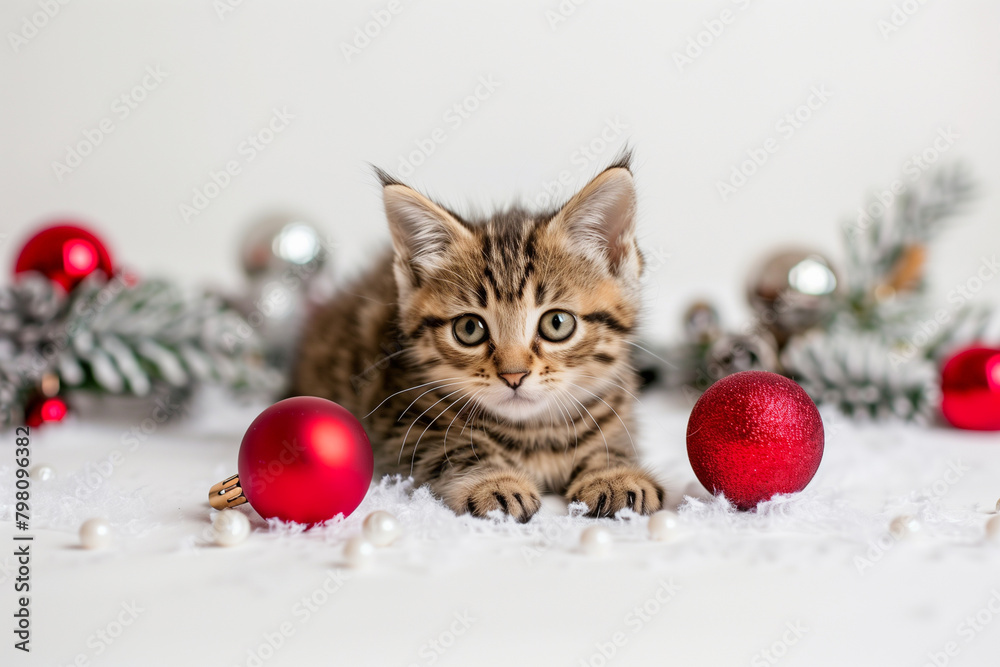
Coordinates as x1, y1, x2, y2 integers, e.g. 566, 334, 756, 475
538, 310, 576, 342
452, 315, 488, 346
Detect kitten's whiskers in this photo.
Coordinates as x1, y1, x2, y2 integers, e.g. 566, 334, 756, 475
443, 389, 485, 451
411, 389, 475, 476
560, 388, 610, 468
568, 382, 637, 460
398, 384, 472, 467
575, 374, 642, 404
364, 376, 461, 418
397, 379, 470, 422
627, 340, 678, 370
550, 392, 579, 455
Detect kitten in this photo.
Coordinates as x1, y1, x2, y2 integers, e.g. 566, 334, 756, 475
292, 154, 664, 522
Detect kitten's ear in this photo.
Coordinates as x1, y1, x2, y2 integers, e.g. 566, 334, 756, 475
380, 177, 472, 280
552, 166, 639, 275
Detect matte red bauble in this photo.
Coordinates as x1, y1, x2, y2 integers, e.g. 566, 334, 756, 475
686, 371, 824, 510
236, 397, 373, 524
14, 223, 114, 292
940, 346, 1000, 431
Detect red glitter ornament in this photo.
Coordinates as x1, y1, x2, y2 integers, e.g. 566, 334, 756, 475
940, 346, 1000, 431
686, 371, 824, 510
14, 223, 114, 292
234, 397, 373, 524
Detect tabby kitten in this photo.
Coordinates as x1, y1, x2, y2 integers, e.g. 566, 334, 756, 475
292, 154, 663, 522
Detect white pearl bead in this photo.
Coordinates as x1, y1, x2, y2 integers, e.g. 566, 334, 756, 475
995, 498, 1000, 514
344, 535, 376, 568
79, 518, 112, 550
212, 510, 251, 547
362, 511, 401, 547
648, 510, 680, 541
580, 525, 613, 556
889, 515, 921, 539
30, 464, 55, 481
985, 515, 1000, 540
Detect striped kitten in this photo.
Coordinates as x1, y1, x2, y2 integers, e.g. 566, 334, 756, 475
292, 155, 663, 522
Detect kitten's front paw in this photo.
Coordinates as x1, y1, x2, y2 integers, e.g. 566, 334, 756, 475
567, 465, 664, 517
445, 469, 542, 523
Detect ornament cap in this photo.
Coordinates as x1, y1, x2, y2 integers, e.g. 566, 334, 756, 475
209, 474, 247, 510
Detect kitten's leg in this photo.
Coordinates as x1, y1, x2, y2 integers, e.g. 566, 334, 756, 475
427, 457, 543, 523
564, 451, 664, 517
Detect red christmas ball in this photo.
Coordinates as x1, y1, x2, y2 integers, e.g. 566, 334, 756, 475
940, 346, 1000, 431
686, 371, 824, 510
237, 397, 373, 524
14, 223, 114, 292
25, 396, 69, 427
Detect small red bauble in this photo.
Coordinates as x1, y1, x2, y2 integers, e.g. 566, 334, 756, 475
686, 370, 824, 510
25, 396, 69, 427
238, 397, 374, 524
14, 223, 114, 292
940, 346, 1000, 431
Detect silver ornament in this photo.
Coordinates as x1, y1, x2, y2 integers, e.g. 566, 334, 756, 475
236, 277, 307, 370
237, 215, 332, 369
704, 332, 780, 378
239, 215, 329, 279
747, 249, 839, 345
683, 301, 722, 344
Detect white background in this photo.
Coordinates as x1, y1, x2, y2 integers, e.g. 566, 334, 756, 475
2, 0, 999, 337
3, 4, 1000, 666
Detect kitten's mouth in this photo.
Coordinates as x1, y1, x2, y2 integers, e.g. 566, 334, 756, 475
502, 391, 535, 404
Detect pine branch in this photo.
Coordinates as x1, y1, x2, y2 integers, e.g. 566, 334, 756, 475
61, 276, 282, 395
781, 330, 938, 423
0, 273, 282, 425
842, 164, 975, 329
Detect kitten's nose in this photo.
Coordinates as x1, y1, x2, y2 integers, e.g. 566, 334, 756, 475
499, 371, 529, 389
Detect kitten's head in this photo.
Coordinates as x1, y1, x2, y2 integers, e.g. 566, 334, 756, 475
380, 154, 643, 424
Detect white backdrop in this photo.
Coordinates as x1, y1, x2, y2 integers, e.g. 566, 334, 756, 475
2, 0, 999, 339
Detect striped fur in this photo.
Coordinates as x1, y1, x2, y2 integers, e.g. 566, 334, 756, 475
292, 156, 663, 521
